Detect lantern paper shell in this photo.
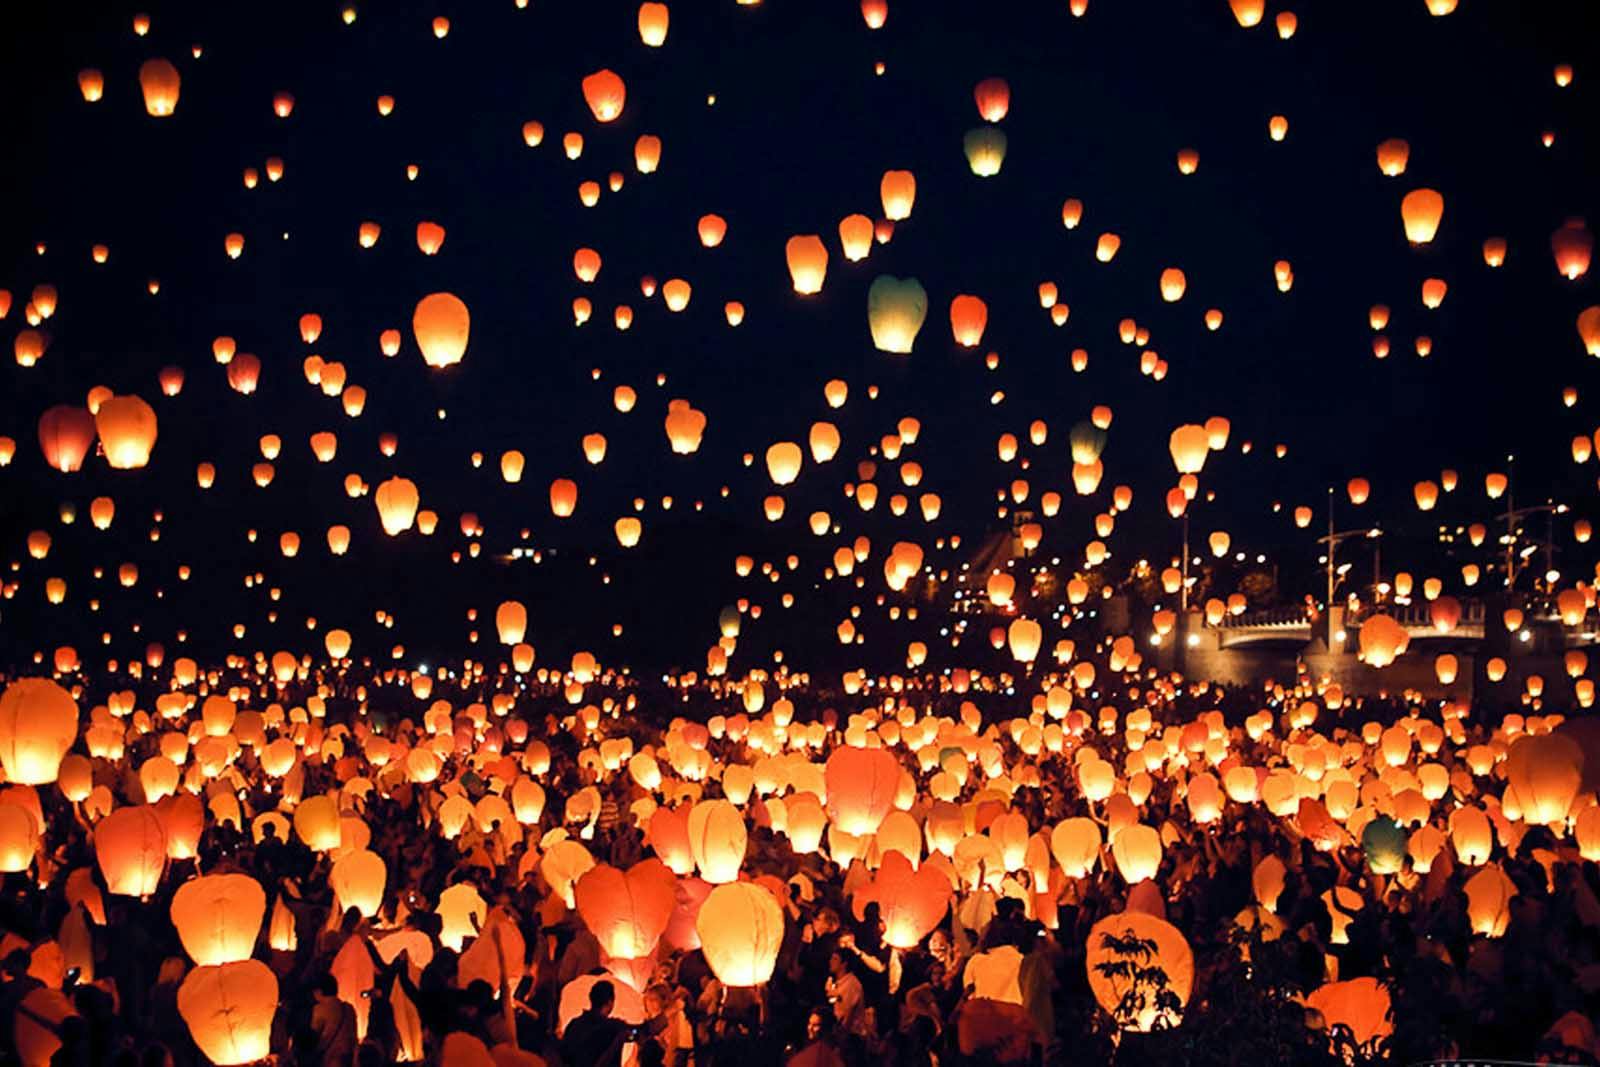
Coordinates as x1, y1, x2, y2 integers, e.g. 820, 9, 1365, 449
171, 873, 267, 965
177, 960, 278, 1065
574, 859, 676, 959
694, 881, 784, 987
95, 804, 167, 897
1085, 910, 1193, 1031
824, 746, 901, 836
0, 679, 79, 785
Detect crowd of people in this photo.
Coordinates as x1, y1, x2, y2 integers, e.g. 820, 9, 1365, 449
1, 668, 1599, 1066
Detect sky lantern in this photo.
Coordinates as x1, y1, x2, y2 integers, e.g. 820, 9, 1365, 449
861, 0, 888, 28
38, 406, 96, 473
78, 68, 104, 102
765, 442, 803, 485
413, 292, 470, 368
1095, 233, 1121, 262
880, 170, 916, 220
1306, 978, 1393, 1052
1111, 824, 1161, 883
1552, 218, 1593, 280
1578, 307, 1600, 355
1008, 618, 1043, 662
963, 128, 1007, 175
825, 746, 901, 835
808, 421, 840, 463
687, 799, 746, 882
949, 294, 988, 346
415, 221, 445, 255
1358, 614, 1408, 667
867, 276, 928, 353
1401, 188, 1444, 244
973, 77, 1010, 121
496, 601, 528, 645
1086, 911, 1193, 1031
615, 517, 643, 547
635, 134, 662, 173
838, 214, 874, 261
582, 69, 626, 121
227, 353, 261, 393
0, 806, 37, 873
1168, 425, 1209, 474
171, 873, 266, 965
1376, 138, 1409, 176
178, 960, 278, 1065
330, 849, 387, 917
0, 679, 79, 785
1505, 733, 1582, 826
1176, 148, 1199, 174
696, 882, 783, 987
1464, 865, 1515, 937
1414, 480, 1439, 510
855, 851, 949, 949
575, 860, 676, 959
638, 2, 669, 46
1228, 0, 1265, 26
785, 235, 828, 294
1159, 268, 1186, 302
95, 396, 158, 469
550, 478, 579, 517
665, 400, 706, 453
95, 805, 167, 897
697, 214, 727, 247
139, 58, 180, 116
375, 477, 420, 535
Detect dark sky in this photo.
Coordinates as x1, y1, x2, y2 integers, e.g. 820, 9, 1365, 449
1, 0, 1596, 675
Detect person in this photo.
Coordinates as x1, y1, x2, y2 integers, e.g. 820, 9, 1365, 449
562, 979, 664, 1067
786, 1009, 846, 1067
643, 982, 694, 1067
825, 950, 864, 1038
309, 974, 358, 1067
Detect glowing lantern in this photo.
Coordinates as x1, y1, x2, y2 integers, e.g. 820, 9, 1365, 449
575, 860, 676, 959
687, 799, 746, 883
1401, 189, 1444, 244
139, 58, 180, 116
0, 679, 79, 785
171, 874, 266, 965
375, 477, 420, 535
638, 3, 669, 46
973, 78, 1010, 121
824, 746, 901, 835
1086, 911, 1193, 1031
963, 128, 1007, 175
38, 406, 97, 473
785, 235, 828, 294
581, 69, 626, 121
868, 276, 928, 353
880, 170, 916, 220
95, 805, 167, 897
413, 292, 470, 368
178, 960, 277, 1065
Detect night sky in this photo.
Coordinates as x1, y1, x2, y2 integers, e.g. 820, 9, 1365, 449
2, 0, 1597, 675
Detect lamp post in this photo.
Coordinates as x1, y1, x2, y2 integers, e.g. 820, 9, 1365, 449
1317, 486, 1383, 648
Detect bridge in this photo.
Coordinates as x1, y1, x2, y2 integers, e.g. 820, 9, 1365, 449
1213, 600, 1487, 648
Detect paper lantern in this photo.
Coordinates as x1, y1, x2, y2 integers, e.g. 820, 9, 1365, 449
331, 849, 387, 918
413, 292, 470, 368
1085, 911, 1193, 1031
1306, 977, 1392, 1050
582, 69, 626, 122
37, 406, 97, 473
574, 859, 676, 959
375, 477, 420, 535
1110, 824, 1161, 883
95, 805, 167, 897
1401, 188, 1444, 244
687, 799, 746, 883
178, 960, 278, 1065
695, 882, 783, 987
0, 679, 79, 785
94, 395, 158, 469
171, 873, 266, 965
139, 58, 181, 116
867, 276, 928, 353
785, 235, 828, 295
823, 746, 900, 835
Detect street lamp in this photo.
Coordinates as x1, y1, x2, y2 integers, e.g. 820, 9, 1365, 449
1316, 486, 1382, 647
